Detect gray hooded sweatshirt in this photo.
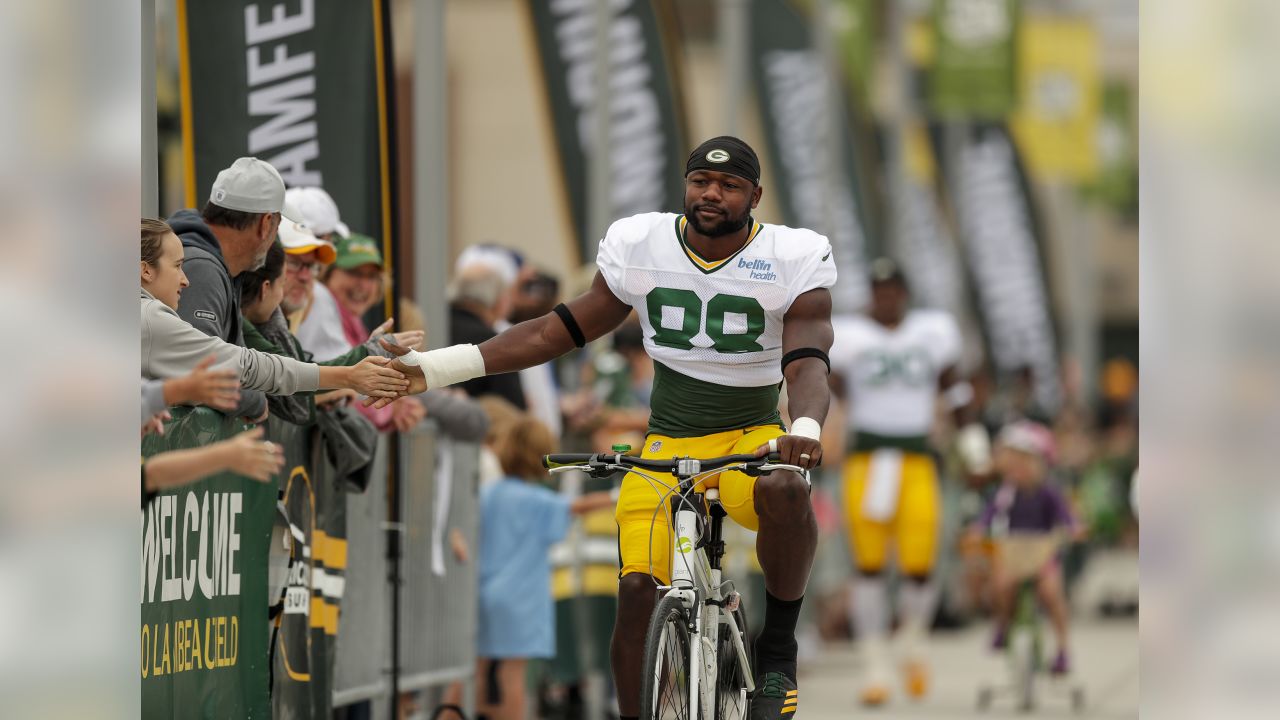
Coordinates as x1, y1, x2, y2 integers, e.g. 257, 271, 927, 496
166, 208, 266, 417
141, 288, 320, 395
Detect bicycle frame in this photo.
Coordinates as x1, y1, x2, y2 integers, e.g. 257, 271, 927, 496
655, 459, 754, 720
1008, 579, 1042, 703
545, 451, 800, 720
977, 531, 1085, 714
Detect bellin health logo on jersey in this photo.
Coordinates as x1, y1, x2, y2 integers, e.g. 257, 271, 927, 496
738, 257, 777, 281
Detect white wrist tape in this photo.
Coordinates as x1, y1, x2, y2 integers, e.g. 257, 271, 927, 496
956, 422, 992, 472
398, 344, 486, 389
790, 416, 822, 441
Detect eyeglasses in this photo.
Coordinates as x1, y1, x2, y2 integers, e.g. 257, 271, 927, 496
285, 257, 318, 274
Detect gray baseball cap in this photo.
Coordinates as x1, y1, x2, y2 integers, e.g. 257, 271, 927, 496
209, 157, 291, 216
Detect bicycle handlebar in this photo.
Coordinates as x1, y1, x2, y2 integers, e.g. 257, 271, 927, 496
543, 452, 782, 476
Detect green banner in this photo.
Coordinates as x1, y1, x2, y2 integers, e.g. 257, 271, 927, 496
177, 0, 393, 253
929, 0, 1019, 118
141, 408, 274, 719
523, 0, 689, 264
1083, 82, 1137, 217
832, 0, 877, 102
749, 0, 876, 313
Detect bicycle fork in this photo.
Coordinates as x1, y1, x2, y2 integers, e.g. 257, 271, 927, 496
669, 493, 710, 720
705, 489, 754, 696
667, 487, 754, 720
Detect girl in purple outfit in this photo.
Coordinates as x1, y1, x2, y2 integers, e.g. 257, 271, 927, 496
972, 421, 1084, 675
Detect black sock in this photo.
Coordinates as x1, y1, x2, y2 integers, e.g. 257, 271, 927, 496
755, 591, 803, 680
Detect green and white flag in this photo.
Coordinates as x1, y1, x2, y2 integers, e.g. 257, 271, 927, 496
831, 0, 877, 102
524, 0, 689, 265
1083, 81, 1137, 216
929, 0, 1020, 119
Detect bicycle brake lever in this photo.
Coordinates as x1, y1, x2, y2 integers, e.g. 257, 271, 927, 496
587, 464, 622, 479
758, 463, 804, 474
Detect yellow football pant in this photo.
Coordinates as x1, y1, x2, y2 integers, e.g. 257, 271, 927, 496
842, 451, 940, 576
616, 425, 787, 584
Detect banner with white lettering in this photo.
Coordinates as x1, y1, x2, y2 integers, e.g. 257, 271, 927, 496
523, 0, 689, 264
141, 408, 275, 718
749, 0, 875, 312
890, 121, 966, 313
942, 123, 1061, 413
177, 0, 394, 258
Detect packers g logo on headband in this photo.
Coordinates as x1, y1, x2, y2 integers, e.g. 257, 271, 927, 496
706, 149, 730, 163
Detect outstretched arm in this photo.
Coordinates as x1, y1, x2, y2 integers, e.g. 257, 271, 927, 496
939, 365, 993, 474
939, 366, 979, 426
370, 273, 631, 407
760, 288, 833, 469
481, 272, 631, 373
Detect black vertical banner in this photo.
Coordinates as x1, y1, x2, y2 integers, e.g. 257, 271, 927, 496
749, 0, 876, 313
173, 2, 396, 716
889, 122, 967, 313
523, 0, 689, 265
177, 0, 395, 288
943, 123, 1061, 413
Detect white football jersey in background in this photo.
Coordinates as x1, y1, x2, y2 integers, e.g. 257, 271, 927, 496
830, 310, 962, 438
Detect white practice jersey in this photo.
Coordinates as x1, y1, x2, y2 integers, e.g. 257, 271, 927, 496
596, 212, 837, 387
830, 309, 962, 437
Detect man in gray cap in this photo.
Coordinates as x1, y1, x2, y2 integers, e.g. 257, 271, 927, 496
167, 156, 293, 422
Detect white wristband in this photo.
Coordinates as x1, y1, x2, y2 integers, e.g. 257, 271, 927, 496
790, 416, 822, 441
956, 422, 992, 473
399, 344, 486, 388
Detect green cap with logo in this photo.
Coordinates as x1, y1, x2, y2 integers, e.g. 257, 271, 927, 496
334, 233, 384, 270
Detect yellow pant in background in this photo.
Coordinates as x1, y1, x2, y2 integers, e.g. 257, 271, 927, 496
842, 451, 940, 576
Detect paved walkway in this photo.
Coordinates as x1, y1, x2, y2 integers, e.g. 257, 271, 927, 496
797, 618, 1139, 719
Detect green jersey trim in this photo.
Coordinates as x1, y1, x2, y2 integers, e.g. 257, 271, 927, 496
849, 431, 932, 455
673, 215, 763, 275
646, 361, 782, 438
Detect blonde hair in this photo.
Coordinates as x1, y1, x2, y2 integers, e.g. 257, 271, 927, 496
141, 217, 174, 265
477, 396, 522, 446
492, 414, 555, 481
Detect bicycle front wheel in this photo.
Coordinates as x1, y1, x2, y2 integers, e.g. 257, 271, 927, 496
640, 594, 694, 720
714, 605, 752, 720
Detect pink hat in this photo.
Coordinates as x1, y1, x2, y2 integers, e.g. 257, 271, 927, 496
996, 420, 1057, 465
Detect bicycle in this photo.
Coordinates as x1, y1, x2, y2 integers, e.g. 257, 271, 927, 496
976, 534, 1086, 714
544, 447, 804, 720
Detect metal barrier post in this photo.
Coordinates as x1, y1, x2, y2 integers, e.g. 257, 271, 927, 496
334, 439, 393, 709
398, 424, 481, 713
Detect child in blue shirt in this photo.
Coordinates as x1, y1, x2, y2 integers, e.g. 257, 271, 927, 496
475, 415, 614, 720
